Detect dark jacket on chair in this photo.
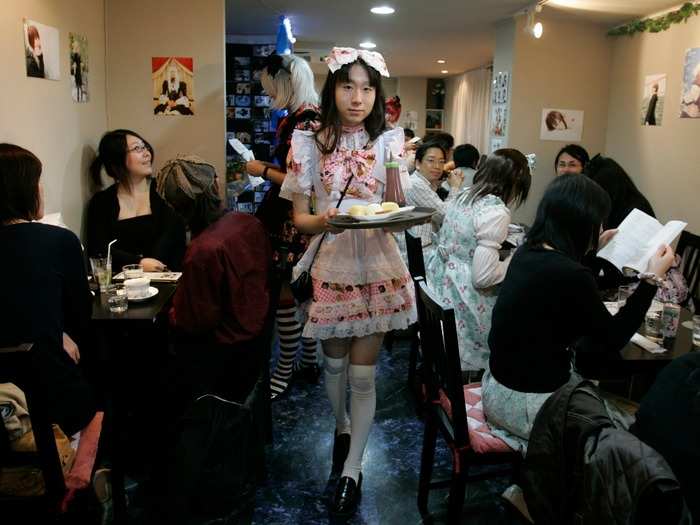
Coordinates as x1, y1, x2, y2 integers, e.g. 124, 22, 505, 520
522, 379, 690, 525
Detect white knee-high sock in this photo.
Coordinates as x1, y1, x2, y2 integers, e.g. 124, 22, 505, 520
324, 355, 350, 435
342, 364, 376, 483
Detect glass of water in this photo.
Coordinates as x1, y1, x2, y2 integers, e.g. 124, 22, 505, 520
617, 285, 634, 306
693, 315, 700, 347
106, 285, 128, 313
90, 257, 112, 293
644, 303, 663, 341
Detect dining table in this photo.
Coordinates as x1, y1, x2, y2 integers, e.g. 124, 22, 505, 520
90, 280, 178, 523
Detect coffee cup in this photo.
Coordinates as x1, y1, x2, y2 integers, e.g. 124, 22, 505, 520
124, 277, 150, 299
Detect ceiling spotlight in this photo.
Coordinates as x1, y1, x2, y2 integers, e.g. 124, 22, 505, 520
437, 59, 446, 64
359, 41, 377, 49
370, 6, 395, 15
532, 21, 543, 38
441, 70, 449, 74
522, 2, 544, 39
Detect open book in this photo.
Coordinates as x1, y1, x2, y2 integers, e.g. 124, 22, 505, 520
597, 208, 686, 273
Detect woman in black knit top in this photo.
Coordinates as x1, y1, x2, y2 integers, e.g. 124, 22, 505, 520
87, 129, 185, 273
482, 174, 674, 452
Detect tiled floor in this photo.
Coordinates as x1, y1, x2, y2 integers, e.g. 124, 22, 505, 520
252, 338, 525, 525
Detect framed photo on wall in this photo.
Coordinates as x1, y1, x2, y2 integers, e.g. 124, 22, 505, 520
425, 109, 444, 131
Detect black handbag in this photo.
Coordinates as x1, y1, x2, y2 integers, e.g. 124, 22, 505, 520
290, 174, 355, 303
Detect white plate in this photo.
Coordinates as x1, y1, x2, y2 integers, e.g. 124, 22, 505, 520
127, 286, 159, 303
340, 206, 415, 222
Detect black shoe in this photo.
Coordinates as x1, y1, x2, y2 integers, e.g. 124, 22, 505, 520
294, 363, 321, 385
331, 432, 351, 475
330, 473, 362, 517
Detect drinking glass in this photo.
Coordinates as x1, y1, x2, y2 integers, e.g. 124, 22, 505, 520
90, 257, 112, 293
644, 304, 663, 341
106, 285, 128, 313
122, 264, 144, 280
693, 315, 700, 347
617, 285, 634, 306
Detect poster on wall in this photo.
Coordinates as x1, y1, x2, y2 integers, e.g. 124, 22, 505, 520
490, 71, 510, 152
403, 110, 418, 130
23, 19, 60, 80
69, 33, 88, 103
680, 47, 700, 118
491, 105, 507, 137
152, 57, 194, 116
425, 109, 444, 130
539, 108, 584, 141
641, 74, 665, 126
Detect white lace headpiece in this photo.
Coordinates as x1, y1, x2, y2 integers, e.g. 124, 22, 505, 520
324, 47, 390, 78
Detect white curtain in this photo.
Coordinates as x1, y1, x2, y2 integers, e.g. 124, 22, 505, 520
445, 68, 492, 155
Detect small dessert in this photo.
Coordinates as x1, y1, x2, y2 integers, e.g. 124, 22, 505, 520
348, 205, 368, 217
365, 203, 383, 215
381, 201, 400, 212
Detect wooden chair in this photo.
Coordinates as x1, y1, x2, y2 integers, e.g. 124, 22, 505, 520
415, 280, 520, 523
0, 343, 69, 518
401, 230, 427, 392
676, 230, 700, 309
405, 229, 426, 279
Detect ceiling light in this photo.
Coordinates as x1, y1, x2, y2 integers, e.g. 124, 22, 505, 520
441, 70, 449, 74
437, 59, 446, 64
370, 6, 395, 15
532, 21, 543, 38
359, 41, 377, 49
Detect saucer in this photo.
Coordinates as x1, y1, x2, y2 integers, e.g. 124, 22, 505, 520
128, 286, 159, 303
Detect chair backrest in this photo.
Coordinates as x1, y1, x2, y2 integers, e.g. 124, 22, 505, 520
405, 230, 426, 279
415, 279, 468, 446
676, 230, 700, 308
0, 342, 66, 507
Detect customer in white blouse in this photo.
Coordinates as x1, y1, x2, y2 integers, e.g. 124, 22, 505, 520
426, 149, 531, 372
405, 142, 462, 258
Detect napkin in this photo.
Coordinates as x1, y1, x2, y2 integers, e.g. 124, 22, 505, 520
630, 333, 666, 354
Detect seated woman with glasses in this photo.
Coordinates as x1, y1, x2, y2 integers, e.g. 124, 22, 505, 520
427, 149, 531, 375
87, 129, 186, 273
0, 143, 97, 438
405, 141, 462, 258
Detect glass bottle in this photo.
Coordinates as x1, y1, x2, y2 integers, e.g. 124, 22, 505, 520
383, 147, 405, 206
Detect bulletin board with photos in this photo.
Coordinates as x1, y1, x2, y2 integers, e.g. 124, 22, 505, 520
225, 43, 276, 213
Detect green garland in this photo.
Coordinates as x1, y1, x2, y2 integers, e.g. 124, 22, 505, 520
608, 2, 700, 36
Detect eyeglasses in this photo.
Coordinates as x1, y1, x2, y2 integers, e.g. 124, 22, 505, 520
127, 144, 149, 154
422, 157, 445, 166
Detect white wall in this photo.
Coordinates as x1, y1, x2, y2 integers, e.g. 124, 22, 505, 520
0, 0, 108, 234
605, 15, 700, 232
105, 0, 226, 195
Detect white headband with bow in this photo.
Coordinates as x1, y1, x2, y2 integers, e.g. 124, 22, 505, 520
324, 47, 390, 78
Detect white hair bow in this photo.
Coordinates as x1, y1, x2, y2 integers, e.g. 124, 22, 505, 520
324, 47, 390, 78
525, 153, 537, 173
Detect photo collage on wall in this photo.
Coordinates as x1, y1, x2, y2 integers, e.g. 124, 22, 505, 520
490, 71, 509, 152
225, 43, 276, 213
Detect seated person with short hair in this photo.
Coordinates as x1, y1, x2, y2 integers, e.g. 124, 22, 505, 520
156, 156, 272, 403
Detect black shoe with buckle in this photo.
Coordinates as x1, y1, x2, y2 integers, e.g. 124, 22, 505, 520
331, 432, 351, 475
330, 473, 362, 517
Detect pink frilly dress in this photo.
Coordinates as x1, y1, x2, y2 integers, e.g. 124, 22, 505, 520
280, 125, 417, 340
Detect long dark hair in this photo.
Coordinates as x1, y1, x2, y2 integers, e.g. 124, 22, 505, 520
584, 154, 654, 229
526, 174, 611, 261
466, 149, 531, 208
316, 59, 386, 154
90, 129, 154, 187
0, 144, 42, 223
